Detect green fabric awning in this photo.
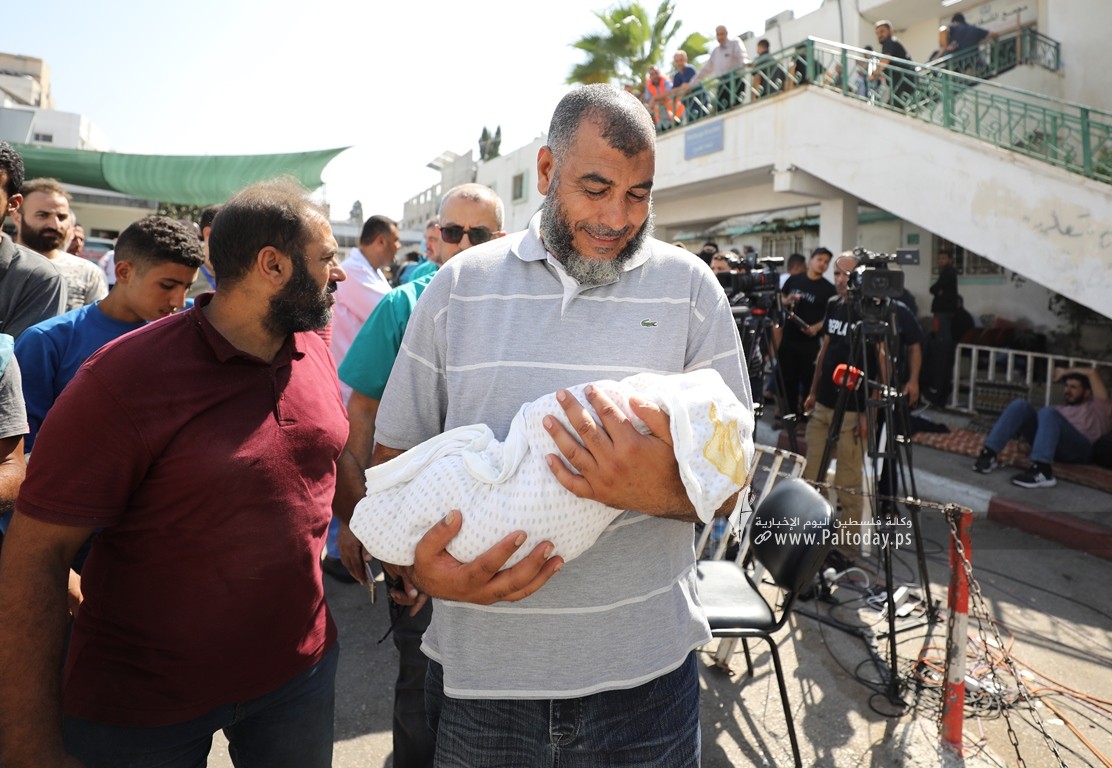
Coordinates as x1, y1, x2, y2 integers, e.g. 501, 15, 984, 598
13, 144, 348, 206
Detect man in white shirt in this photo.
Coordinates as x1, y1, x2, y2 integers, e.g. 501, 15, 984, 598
322, 214, 399, 580
681, 25, 751, 111
13, 179, 107, 313
331, 215, 400, 381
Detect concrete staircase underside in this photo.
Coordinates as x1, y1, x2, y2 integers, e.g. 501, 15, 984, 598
651, 86, 1112, 316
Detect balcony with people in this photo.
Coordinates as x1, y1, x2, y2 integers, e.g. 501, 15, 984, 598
649, 32, 1109, 188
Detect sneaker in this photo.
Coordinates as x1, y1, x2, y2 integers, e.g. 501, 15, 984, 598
1011, 465, 1057, 489
972, 449, 998, 474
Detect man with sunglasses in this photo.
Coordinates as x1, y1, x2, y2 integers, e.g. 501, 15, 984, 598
363, 85, 747, 765
332, 182, 504, 768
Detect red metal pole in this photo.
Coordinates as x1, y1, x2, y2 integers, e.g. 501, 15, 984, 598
942, 507, 972, 752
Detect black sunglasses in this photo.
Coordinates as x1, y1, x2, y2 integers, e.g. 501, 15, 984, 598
439, 225, 493, 245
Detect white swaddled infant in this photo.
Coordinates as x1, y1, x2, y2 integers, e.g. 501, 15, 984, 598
350, 369, 754, 570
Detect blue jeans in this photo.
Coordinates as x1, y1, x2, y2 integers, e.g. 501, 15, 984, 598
425, 652, 700, 767
391, 597, 435, 767
325, 514, 341, 558
985, 399, 1093, 465
63, 643, 338, 768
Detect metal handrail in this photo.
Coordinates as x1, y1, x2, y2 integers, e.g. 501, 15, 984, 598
949, 343, 1109, 411
928, 27, 1060, 78
654, 35, 1111, 186
806, 36, 1111, 184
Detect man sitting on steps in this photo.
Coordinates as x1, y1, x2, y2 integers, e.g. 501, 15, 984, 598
973, 366, 1111, 488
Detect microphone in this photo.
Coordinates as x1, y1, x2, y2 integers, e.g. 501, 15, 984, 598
833, 363, 864, 390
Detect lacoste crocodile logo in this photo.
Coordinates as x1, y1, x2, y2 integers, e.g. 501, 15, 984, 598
640, 319, 657, 327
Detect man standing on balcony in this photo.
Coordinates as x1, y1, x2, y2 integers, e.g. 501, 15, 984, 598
680, 25, 750, 111
946, 13, 992, 75
643, 66, 675, 129
947, 13, 991, 54
670, 49, 703, 122
872, 20, 915, 107
751, 38, 786, 99
974, 367, 1111, 488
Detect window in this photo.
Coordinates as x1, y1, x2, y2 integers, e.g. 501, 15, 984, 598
512, 172, 526, 202
760, 234, 805, 263
933, 238, 1002, 276
33, 132, 54, 143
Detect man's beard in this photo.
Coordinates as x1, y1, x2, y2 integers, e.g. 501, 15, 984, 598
21, 223, 66, 254
540, 182, 653, 287
264, 256, 336, 336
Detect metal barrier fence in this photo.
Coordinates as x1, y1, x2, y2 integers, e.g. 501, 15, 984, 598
948, 344, 1108, 411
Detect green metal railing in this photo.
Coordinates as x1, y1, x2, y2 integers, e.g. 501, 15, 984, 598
928, 27, 1060, 79
652, 34, 1111, 186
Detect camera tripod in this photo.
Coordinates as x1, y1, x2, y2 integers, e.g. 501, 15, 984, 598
810, 296, 938, 706
729, 294, 801, 453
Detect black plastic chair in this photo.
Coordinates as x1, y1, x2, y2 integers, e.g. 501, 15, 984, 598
696, 477, 834, 768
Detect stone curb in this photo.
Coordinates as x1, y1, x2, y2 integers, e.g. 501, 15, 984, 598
986, 496, 1112, 561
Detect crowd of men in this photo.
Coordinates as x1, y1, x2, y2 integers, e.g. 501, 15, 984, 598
0, 84, 751, 767
0, 13, 1100, 758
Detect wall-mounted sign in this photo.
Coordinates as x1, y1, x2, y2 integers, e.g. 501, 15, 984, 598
684, 121, 724, 160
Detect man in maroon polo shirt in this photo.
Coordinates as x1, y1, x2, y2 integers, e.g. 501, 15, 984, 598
0, 180, 349, 768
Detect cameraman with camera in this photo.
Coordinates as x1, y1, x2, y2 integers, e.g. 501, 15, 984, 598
802, 251, 922, 534
778, 247, 836, 426
803, 253, 870, 532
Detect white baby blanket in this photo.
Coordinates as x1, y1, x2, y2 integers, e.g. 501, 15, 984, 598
350, 369, 754, 569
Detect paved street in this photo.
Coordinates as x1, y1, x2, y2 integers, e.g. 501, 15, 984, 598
200, 476, 1110, 768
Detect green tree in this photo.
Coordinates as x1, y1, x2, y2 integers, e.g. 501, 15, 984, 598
566, 1, 710, 89
157, 202, 205, 224
479, 126, 503, 161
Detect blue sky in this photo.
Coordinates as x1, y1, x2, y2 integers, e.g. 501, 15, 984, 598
7, 1, 820, 220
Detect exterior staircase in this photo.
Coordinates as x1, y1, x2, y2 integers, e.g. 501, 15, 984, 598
650, 36, 1112, 317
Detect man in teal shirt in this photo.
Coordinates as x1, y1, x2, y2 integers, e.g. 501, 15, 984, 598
398, 218, 441, 285
331, 182, 502, 768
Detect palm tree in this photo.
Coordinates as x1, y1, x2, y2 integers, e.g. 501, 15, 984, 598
566, 1, 710, 89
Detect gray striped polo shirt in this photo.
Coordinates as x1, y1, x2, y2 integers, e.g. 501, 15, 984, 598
375, 213, 750, 699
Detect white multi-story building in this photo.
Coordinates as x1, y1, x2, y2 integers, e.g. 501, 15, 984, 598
399, 0, 1112, 354
1, 53, 108, 151
0, 52, 155, 239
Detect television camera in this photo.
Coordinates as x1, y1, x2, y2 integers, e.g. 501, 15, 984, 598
843, 247, 906, 326
714, 256, 795, 444
716, 255, 784, 314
